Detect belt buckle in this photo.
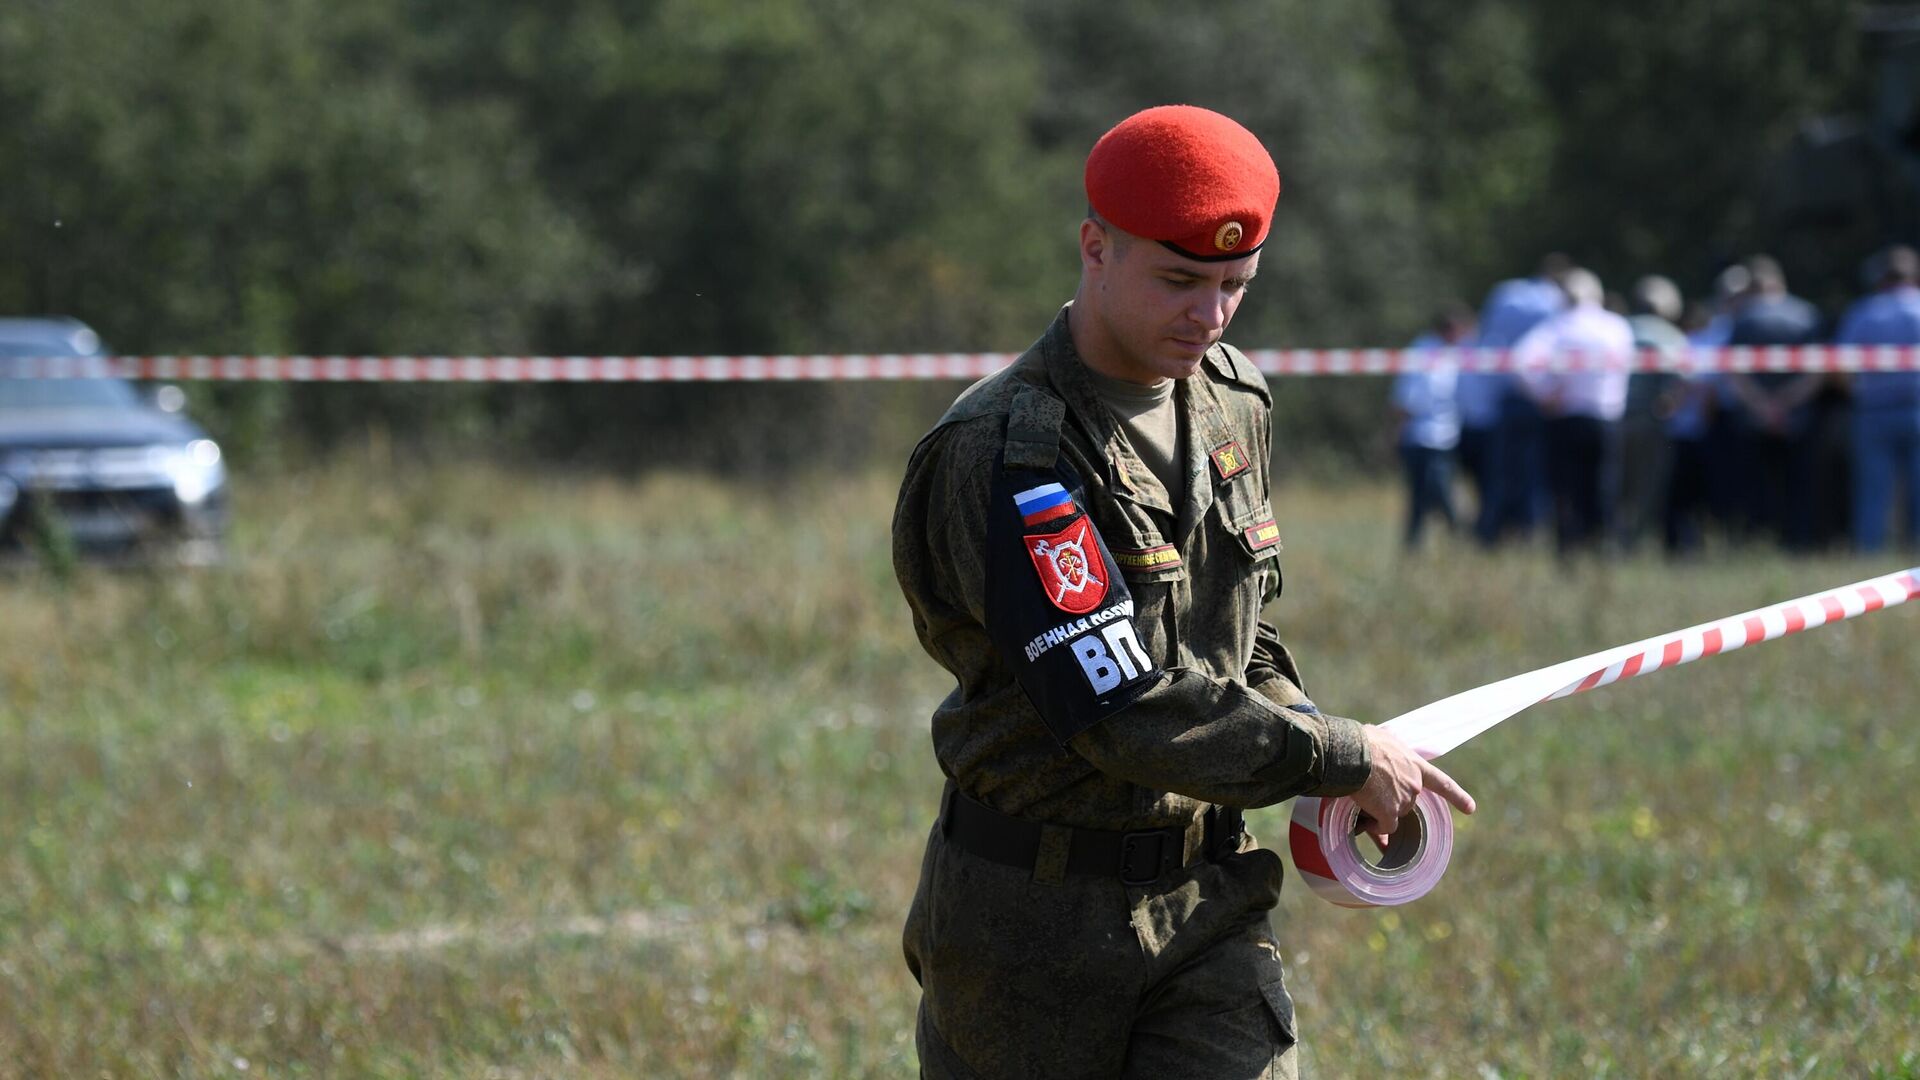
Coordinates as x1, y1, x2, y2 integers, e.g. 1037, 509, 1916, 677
1119, 829, 1176, 886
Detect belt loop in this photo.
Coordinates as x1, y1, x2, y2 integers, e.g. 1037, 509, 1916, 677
1183, 814, 1209, 864
1032, 824, 1072, 887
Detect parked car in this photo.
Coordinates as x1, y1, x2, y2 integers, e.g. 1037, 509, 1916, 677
0, 317, 229, 563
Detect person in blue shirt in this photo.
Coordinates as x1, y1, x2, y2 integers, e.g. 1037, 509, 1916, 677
1835, 244, 1920, 552
1694, 263, 1755, 534
1689, 263, 1749, 350
1473, 253, 1571, 545
1722, 256, 1824, 550
1392, 304, 1473, 549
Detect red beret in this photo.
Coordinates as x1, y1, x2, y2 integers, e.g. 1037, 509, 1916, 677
1084, 105, 1281, 262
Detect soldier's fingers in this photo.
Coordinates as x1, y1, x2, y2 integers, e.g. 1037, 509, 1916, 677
1418, 759, 1476, 815
1359, 822, 1392, 853
1354, 811, 1399, 839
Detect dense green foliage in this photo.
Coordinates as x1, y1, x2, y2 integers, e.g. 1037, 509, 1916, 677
0, 1, 1877, 466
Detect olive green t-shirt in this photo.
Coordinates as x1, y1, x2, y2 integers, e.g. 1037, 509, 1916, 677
1081, 364, 1184, 511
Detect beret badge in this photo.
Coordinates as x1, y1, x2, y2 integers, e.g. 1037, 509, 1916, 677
1214, 221, 1245, 252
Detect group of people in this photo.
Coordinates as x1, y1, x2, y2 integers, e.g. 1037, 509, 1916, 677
1392, 248, 1920, 556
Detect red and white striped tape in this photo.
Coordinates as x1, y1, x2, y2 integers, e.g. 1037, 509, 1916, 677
1248, 345, 1920, 376
1, 354, 1023, 382
1291, 566, 1920, 908
1543, 569, 1920, 702
7, 346, 1920, 381
1390, 566, 1920, 761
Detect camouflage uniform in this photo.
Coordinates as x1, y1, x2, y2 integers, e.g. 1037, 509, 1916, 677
893, 306, 1373, 1078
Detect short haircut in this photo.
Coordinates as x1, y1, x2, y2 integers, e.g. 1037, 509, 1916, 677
1630, 275, 1683, 322
1713, 263, 1752, 304
1561, 267, 1604, 306
1743, 254, 1786, 292
1881, 244, 1919, 286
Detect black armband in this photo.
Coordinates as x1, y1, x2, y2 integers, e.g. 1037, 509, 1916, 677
985, 456, 1161, 743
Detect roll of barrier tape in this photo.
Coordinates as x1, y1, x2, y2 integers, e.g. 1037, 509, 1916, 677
1289, 790, 1454, 909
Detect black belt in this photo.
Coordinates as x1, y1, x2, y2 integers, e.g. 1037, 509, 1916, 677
940, 783, 1244, 886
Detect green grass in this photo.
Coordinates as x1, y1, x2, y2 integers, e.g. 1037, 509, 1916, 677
2, 461, 1916, 1077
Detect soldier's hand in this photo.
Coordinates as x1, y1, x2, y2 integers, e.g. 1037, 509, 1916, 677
1352, 725, 1475, 848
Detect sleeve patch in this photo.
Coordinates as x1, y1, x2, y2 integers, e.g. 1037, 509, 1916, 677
1111, 543, 1183, 572
1014, 482, 1077, 526
1023, 517, 1110, 613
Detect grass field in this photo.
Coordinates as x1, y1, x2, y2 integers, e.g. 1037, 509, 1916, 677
2, 458, 1918, 1078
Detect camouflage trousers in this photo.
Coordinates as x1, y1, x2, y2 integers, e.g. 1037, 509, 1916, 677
904, 824, 1299, 1079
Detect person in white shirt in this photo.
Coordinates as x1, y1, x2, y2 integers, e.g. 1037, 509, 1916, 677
1513, 268, 1636, 553
1391, 303, 1474, 549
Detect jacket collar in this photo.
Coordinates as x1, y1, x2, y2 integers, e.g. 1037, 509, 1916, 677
1036, 305, 1239, 543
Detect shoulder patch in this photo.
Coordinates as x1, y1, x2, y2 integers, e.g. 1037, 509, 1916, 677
1014, 481, 1076, 526
1023, 516, 1109, 613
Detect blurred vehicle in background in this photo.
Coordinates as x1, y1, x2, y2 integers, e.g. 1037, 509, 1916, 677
0, 317, 228, 564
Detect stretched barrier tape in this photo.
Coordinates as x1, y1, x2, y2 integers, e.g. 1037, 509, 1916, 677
1290, 567, 1920, 908
6, 346, 1920, 381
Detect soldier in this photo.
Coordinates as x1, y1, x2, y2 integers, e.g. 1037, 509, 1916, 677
892, 105, 1474, 1079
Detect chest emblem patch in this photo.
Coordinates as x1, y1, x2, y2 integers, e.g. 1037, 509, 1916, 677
1025, 516, 1109, 614
1210, 441, 1251, 480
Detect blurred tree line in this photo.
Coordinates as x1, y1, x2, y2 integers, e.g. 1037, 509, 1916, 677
0, 0, 1875, 473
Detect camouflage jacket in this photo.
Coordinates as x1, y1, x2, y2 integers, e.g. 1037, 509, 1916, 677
892, 305, 1371, 834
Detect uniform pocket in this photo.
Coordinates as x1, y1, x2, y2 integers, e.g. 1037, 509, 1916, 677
1216, 499, 1283, 614
1227, 501, 1282, 562
1258, 976, 1298, 1045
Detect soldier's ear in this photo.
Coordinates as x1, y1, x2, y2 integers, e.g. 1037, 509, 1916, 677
1080, 218, 1112, 274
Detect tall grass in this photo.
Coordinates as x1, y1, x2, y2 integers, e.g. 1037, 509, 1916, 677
1, 461, 1915, 1077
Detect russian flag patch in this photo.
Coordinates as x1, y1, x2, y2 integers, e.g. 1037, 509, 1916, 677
1014, 482, 1076, 527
